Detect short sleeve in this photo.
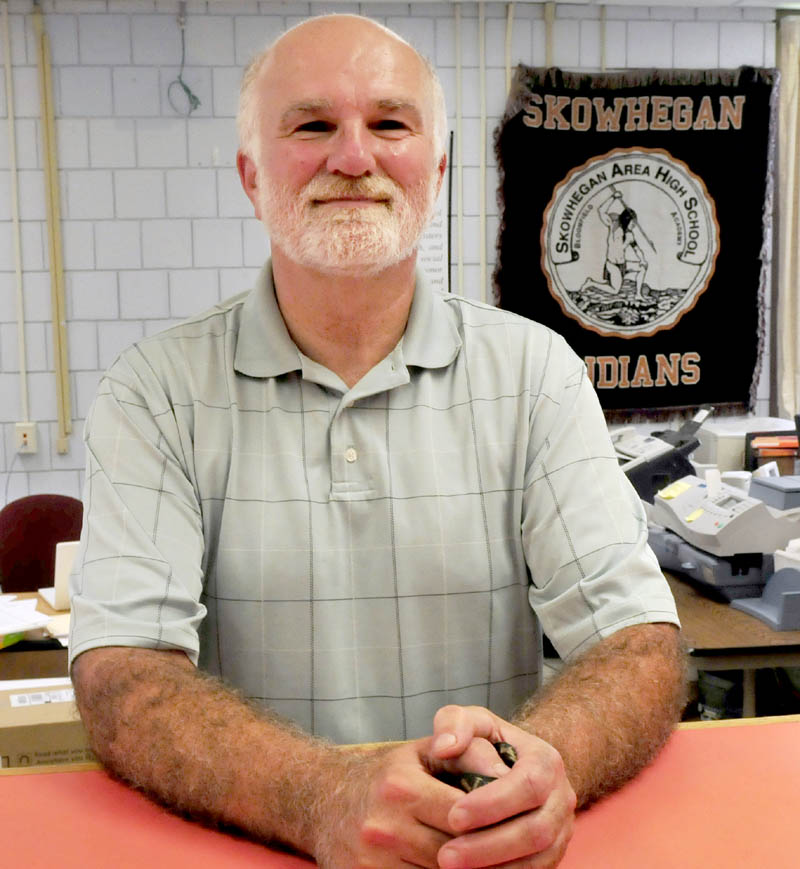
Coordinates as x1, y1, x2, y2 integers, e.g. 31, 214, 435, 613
521, 335, 680, 661
69, 349, 206, 668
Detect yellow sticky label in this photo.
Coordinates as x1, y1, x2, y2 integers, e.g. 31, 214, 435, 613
658, 480, 692, 500
685, 508, 704, 523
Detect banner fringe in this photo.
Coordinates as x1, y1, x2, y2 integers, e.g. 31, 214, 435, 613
750, 68, 780, 412
604, 403, 749, 426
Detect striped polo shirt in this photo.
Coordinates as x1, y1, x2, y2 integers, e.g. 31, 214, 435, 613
70, 263, 679, 744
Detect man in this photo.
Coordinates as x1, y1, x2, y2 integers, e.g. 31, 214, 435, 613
70, 15, 686, 869
598, 190, 650, 301
582, 189, 650, 301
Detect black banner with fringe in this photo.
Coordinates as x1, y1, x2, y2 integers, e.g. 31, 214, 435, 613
494, 67, 776, 419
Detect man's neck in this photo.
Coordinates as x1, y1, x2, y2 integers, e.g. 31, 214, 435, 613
271, 249, 418, 388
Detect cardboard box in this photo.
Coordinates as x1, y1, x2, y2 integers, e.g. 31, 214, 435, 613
0, 685, 94, 768
0, 645, 69, 680
0, 593, 69, 681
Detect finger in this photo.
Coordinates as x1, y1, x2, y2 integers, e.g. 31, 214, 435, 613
360, 814, 452, 869
358, 759, 460, 868
437, 799, 575, 869
431, 705, 500, 758
448, 743, 571, 831
374, 748, 464, 836
435, 737, 514, 783
442, 826, 574, 869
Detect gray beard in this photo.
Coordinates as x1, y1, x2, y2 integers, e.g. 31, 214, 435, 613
258, 174, 438, 276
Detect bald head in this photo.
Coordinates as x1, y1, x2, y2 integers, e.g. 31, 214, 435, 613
237, 14, 447, 163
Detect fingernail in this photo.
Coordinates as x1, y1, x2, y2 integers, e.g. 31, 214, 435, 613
433, 732, 457, 753
449, 806, 469, 830
438, 846, 460, 868
492, 761, 510, 776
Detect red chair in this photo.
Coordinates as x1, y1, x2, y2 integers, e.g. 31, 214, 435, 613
0, 494, 83, 594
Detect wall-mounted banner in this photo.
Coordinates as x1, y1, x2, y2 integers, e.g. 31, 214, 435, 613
494, 67, 777, 417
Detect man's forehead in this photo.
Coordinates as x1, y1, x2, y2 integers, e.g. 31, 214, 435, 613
269, 15, 421, 64
259, 18, 431, 108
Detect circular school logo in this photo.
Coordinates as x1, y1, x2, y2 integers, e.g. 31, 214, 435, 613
541, 147, 719, 338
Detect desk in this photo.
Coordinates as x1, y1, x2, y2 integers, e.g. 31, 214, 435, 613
0, 762, 313, 868
2, 716, 799, 868
562, 716, 800, 868
667, 572, 800, 715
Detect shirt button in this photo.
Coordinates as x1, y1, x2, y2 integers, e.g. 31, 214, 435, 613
345, 447, 358, 463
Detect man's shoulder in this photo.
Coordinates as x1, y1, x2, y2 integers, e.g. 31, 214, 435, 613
438, 291, 569, 347
117, 290, 251, 367
100, 289, 253, 402
145, 290, 251, 347
434, 291, 586, 392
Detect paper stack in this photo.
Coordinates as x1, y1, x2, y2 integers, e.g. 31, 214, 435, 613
0, 596, 52, 649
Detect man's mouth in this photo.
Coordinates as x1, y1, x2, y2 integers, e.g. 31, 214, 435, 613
312, 196, 390, 206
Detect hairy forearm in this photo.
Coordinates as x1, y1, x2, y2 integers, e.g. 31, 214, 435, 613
72, 647, 370, 855
513, 623, 688, 808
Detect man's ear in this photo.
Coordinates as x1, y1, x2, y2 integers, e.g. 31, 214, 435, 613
237, 149, 260, 217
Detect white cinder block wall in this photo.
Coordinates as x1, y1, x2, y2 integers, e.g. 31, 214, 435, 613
0, 0, 778, 505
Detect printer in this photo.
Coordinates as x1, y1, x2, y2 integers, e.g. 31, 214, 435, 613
648, 473, 800, 602
612, 405, 713, 503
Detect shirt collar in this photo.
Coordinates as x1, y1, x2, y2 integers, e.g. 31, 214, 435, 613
234, 263, 302, 378
401, 270, 462, 370
233, 261, 462, 379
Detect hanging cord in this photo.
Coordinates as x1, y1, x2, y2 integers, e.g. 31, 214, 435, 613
3, 451, 21, 511
600, 5, 607, 73
447, 130, 454, 293
455, 4, 464, 296
505, 3, 515, 95
167, 1, 200, 116
479, 1, 487, 304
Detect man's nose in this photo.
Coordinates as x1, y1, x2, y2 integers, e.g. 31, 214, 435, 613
326, 123, 377, 177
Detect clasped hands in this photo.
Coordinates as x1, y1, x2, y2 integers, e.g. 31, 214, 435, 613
325, 705, 576, 868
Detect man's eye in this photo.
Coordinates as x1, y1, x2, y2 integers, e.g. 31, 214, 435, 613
295, 120, 335, 134
371, 120, 409, 133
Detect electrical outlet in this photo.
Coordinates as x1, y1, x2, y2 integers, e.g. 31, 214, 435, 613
15, 421, 38, 454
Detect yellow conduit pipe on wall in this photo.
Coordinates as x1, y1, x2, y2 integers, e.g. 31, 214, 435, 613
33, 2, 71, 454
545, 2, 555, 68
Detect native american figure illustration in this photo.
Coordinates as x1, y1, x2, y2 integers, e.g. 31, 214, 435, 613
581, 187, 656, 302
